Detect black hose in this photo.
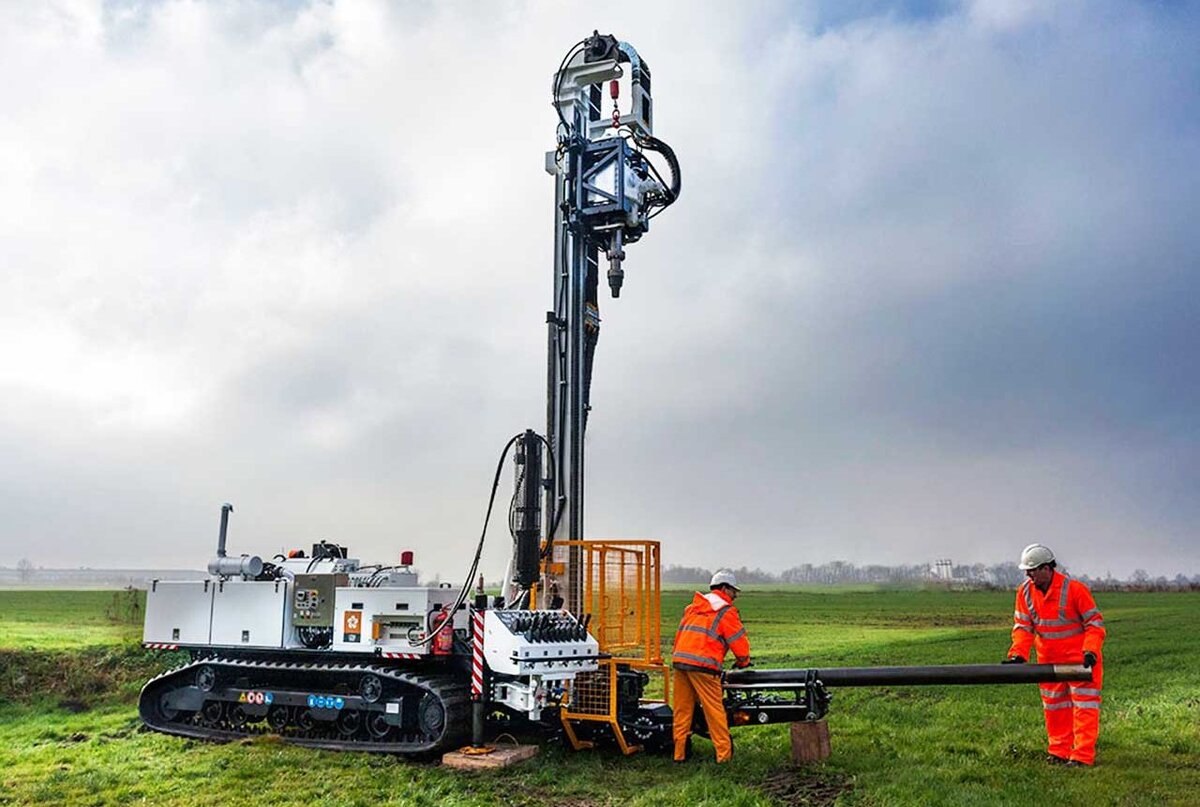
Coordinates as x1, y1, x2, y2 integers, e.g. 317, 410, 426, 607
553, 40, 588, 136
411, 432, 523, 646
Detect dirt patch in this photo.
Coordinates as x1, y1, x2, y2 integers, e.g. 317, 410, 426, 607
757, 768, 852, 806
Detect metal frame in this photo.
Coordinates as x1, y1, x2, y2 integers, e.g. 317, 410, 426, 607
543, 39, 655, 615
556, 539, 669, 754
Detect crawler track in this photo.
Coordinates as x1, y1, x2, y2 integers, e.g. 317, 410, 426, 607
139, 656, 469, 755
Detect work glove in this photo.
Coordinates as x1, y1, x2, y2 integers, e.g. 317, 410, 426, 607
1083, 651, 1097, 668
734, 658, 753, 669
1001, 655, 1026, 664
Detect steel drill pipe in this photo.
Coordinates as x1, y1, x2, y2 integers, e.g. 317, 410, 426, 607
724, 663, 1092, 689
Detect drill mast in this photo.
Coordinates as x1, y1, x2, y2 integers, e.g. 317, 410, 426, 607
541, 33, 679, 612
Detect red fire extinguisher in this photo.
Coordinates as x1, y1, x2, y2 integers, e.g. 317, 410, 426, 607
431, 605, 454, 656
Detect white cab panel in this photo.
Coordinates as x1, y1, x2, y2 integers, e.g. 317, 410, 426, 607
144, 580, 214, 645
210, 579, 288, 648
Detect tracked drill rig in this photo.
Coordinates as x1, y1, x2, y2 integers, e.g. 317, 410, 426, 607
139, 32, 1089, 758
139, 32, 680, 756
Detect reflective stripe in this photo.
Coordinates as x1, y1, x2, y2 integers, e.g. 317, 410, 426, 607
1058, 575, 1071, 613
1070, 687, 1102, 696
1080, 608, 1101, 620
1040, 687, 1066, 697
1013, 624, 1034, 634
1085, 619, 1105, 628
1039, 626, 1084, 639
679, 624, 720, 640
725, 627, 746, 644
1013, 611, 1030, 621
1071, 701, 1101, 710
1043, 702, 1073, 711
672, 650, 722, 668
712, 605, 732, 633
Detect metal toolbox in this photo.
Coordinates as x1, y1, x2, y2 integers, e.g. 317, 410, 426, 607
210, 579, 288, 648
144, 579, 214, 645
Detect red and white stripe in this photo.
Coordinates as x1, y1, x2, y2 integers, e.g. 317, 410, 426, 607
381, 652, 421, 659
470, 608, 485, 700
143, 643, 179, 650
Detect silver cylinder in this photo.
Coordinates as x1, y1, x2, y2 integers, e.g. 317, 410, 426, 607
208, 555, 263, 578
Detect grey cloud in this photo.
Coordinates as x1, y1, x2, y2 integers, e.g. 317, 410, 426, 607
1, 1, 1196, 579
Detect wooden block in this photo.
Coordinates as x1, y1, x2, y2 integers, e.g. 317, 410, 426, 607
441, 744, 539, 770
789, 719, 831, 764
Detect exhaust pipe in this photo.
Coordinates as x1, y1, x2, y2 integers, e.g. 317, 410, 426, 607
207, 503, 263, 578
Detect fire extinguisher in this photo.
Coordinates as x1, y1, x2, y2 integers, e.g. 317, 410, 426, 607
432, 605, 455, 656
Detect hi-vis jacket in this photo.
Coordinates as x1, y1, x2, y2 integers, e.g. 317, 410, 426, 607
1009, 570, 1105, 663
671, 589, 751, 674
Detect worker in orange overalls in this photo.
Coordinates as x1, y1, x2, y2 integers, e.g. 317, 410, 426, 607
671, 569, 751, 763
1003, 544, 1106, 766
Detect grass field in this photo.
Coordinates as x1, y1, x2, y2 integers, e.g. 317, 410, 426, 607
1, 587, 1197, 806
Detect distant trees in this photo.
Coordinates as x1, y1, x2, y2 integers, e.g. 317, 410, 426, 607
661, 561, 1200, 590
16, 558, 34, 583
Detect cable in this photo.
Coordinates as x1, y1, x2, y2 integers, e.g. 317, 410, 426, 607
553, 39, 588, 136
508, 466, 526, 538
533, 432, 565, 560
631, 131, 681, 216
410, 432, 522, 646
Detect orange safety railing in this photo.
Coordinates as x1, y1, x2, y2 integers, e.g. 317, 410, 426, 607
554, 540, 669, 754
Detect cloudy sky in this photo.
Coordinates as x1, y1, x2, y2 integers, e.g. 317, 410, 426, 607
1, 0, 1196, 580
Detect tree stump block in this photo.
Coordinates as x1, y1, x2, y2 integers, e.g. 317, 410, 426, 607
790, 719, 831, 764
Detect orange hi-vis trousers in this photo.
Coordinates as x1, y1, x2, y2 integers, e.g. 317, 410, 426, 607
672, 668, 732, 762
1040, 661, 1103, 765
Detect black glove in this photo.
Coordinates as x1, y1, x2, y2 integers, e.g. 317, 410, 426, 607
1083, 651, 1097, 668
1002, 655, 1026, 664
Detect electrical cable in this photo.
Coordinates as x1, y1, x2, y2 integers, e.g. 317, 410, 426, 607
410, 432, 522, 646
631, 132, 681, 219
533, 432, 564, 560
553, 39, 588, 136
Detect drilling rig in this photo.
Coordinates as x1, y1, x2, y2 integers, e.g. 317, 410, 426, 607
138, 32, 1088, 758
139, 32, 681, 756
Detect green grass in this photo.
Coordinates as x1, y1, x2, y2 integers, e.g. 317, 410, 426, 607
0, 588, 1197, 806
0, 591, 144, 650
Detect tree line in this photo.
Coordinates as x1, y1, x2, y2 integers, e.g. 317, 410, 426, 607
663, 562, 1200, 591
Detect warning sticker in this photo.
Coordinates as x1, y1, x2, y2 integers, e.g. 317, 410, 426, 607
343, 610, 362, 643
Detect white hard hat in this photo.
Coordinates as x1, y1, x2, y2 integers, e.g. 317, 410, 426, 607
710, 569, 740, 591
1018, 543, 1056, 570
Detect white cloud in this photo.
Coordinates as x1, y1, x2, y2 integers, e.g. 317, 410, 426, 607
0, 1, 1196, 579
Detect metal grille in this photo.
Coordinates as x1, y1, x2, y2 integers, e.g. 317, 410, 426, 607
557, 540, 669, 753
591, 545, 643, 654
575, 541, 661, 662
566, 667, 612, 717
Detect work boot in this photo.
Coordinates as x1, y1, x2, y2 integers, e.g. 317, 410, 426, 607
1065, 760, 1092, 768
1045, 754, 1069, 765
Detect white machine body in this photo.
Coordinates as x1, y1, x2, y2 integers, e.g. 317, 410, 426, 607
483, 609, 599, 678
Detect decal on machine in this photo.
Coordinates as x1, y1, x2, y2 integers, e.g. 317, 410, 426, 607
307, 695, 345, 710
237, 691, 274, 705
342, 610, 362, 643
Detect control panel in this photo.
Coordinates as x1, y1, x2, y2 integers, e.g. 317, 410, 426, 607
484, 609, 599, 678
291, 573, 347, 626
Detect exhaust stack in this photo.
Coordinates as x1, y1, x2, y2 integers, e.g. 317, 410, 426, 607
207, 503, 263, 578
